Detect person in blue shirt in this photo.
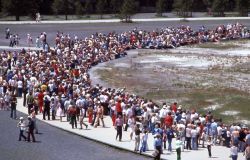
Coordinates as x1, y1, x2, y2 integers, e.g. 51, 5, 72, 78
153, 124, 163, 137
154, 133, 162, 160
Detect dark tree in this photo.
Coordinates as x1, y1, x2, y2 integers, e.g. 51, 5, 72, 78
236, 0, 249, 16
96, 0, 108, 19
1, 0, 34, 21
53, 0, 75, 20
212, 0, 228, 16
173, 0, 193, 17
75, 0, 84, 16
120, 0, 136, 22
156, 0, 167, 16
110, 0, 123, 14
84, 0, 93, 16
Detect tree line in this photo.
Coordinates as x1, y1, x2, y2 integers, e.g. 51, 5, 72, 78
0, 0, 249, 21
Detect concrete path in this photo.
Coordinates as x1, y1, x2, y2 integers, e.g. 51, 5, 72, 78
15, 98, 244, 160
1, 17, 250, 24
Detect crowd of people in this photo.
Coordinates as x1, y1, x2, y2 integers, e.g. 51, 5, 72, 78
1, 22, 250, 160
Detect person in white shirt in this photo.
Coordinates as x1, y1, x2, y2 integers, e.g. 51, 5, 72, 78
17, 117, 27, 141
191, 126, 198, 150
17, 80, 23, 97
230, 143, 238, 160
159, 104, 167, 128
185, 124, 192, 150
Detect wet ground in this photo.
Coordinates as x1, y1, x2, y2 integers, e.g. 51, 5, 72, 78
90, 41, 250, 125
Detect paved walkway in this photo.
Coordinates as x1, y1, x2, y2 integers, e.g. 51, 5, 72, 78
1, 17, 250, 24
15, 98, 244, 160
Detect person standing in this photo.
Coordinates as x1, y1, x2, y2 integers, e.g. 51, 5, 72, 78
166, 127, 175, 152
115, 115, 123, 141
27, 116, 36, 142
230, 143, 238, 160
140, 130, 149, 153
43, 96, 50, 120
154, 133, 162, 160
10, 94, 17, 119
37, 90, 44, 113
17, 117, 26, 141
17, 79, 23, 97
26, 92, 34, 115
244, 144, 250, 160
185, 124, 192, 150
134, 124, 141, 152
175, 137, 183, 160
5, 28, 10, 39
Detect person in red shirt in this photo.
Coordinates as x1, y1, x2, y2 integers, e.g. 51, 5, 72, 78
116, 99, 122, 117
37, 90, 44, 113
165, 112, 173, 129
171, 102, 177, 113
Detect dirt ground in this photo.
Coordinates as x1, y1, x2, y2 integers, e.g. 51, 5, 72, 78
89, 40, 250, 126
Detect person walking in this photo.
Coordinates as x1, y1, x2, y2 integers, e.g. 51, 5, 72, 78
115, 115, 123, 141
94, 103, 105, 128
207, 136, 212, 158
79, 106, 88, 129
17, 117, 27, 141
27, 116, 36, 142
175, 137, 183, 160
10, 93, 17, 119
68, 105, 77, 129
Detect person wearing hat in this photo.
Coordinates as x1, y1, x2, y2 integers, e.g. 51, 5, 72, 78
17, 117, 27, 141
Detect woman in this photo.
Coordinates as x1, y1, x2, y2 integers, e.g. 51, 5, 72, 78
127, 115, 135, 140
56, 98, 64, 122
134, 124, 141, 152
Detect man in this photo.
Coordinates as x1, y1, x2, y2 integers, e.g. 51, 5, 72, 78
17, 117, 26, 141
68, 105, 77, 129
175, 137, 183, 160
115, 115, 123, 141
43, 96, 50, 120
10, 94, 17, 119
27, 116, 36, 142
26, 92, 34, 114
154, 133, 162, 160
94, 103, 105, 128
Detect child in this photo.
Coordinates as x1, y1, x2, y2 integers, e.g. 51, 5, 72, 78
17, 117, 27, 141
207, 136, 212, 158
230, 143, 238, 160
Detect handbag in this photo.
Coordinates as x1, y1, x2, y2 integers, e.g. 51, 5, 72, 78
152, 149, 159, 157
